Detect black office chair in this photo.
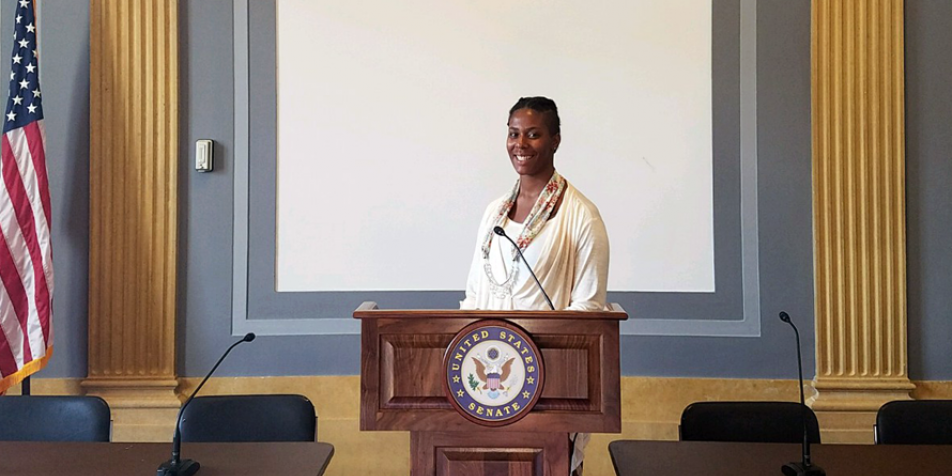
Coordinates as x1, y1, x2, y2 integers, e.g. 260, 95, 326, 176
875, 400, 952, 444
179, 394, 316, 442
679, 401, 821, 443
0, 395, 111, 442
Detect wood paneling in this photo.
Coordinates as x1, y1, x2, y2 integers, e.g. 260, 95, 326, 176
414, 431, 567, 476
359, 309, 623, 433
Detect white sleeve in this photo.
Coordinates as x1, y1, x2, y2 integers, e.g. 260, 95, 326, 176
565, 215, 609, 311
460, 202, 499, 310
459, 239, 483, 310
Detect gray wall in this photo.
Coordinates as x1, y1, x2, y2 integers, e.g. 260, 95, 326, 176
30, 0, 948, 381
180, 0, 361, 376
906, 1, 952, 380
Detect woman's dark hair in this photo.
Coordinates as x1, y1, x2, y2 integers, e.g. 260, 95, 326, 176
508, 96, 560, 135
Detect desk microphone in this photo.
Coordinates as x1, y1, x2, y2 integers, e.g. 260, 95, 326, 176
492, 226, 555, 310
157, 333, 256, 476
778, 312, 825, 476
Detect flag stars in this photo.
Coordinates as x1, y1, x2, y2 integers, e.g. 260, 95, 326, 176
6, 3, 41, 127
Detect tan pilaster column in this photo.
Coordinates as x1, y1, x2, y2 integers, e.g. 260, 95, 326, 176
82, 0, 181, 441
811, 0, 913, 443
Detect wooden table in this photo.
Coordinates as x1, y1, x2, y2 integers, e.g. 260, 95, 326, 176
609, 440, 952, 475
0, 441, 334, 476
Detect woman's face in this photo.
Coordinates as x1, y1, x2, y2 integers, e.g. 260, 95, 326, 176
507, 108, 560, 179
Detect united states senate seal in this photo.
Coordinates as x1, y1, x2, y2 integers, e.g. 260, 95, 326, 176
443, 320, 544, 426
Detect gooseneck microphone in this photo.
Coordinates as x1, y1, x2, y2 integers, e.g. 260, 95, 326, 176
157, 333, 256, 476
778, 312, 825, 476
492, 226, 555, 310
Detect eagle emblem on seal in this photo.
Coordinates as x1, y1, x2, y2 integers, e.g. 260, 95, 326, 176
472, 346, 515, 394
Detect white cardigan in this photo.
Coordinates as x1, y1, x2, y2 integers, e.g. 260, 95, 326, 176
460, 181, 610, 312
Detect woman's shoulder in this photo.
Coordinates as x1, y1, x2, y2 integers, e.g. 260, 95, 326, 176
563, 181, 604, 222
561, 181, 609, 243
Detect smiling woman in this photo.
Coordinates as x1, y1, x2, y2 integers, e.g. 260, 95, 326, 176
460, 96, 610, 312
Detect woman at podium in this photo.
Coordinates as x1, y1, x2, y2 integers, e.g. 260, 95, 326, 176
459, 96, 610, 475
460, 96, 609, 312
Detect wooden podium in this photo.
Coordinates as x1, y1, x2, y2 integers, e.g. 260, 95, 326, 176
354, 302, 628, 476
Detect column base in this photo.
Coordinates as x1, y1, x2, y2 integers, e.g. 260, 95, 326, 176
81, 377, 183, 442
807, 377, 914, 444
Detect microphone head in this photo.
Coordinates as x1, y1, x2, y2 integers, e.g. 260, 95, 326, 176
243, 332, 256, 342
492, 226, 506, 236
778, 311, 791, 323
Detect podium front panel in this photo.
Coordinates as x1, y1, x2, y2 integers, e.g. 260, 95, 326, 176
358, 311, 622, 433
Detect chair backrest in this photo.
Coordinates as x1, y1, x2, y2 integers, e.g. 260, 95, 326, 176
679, 401, 821, 444
179, 394, 316, 442
0, 395, 111, 442
875, 400, 952, 445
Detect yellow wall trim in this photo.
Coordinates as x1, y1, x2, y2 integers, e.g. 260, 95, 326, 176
18, 376, 951, 475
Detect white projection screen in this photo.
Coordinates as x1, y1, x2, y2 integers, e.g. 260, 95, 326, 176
275, 0, 714, 292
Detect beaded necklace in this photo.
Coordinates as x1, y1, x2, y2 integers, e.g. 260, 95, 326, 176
481, 171, 566, 298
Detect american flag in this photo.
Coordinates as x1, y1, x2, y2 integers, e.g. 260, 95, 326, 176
0, 0, 53, 393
